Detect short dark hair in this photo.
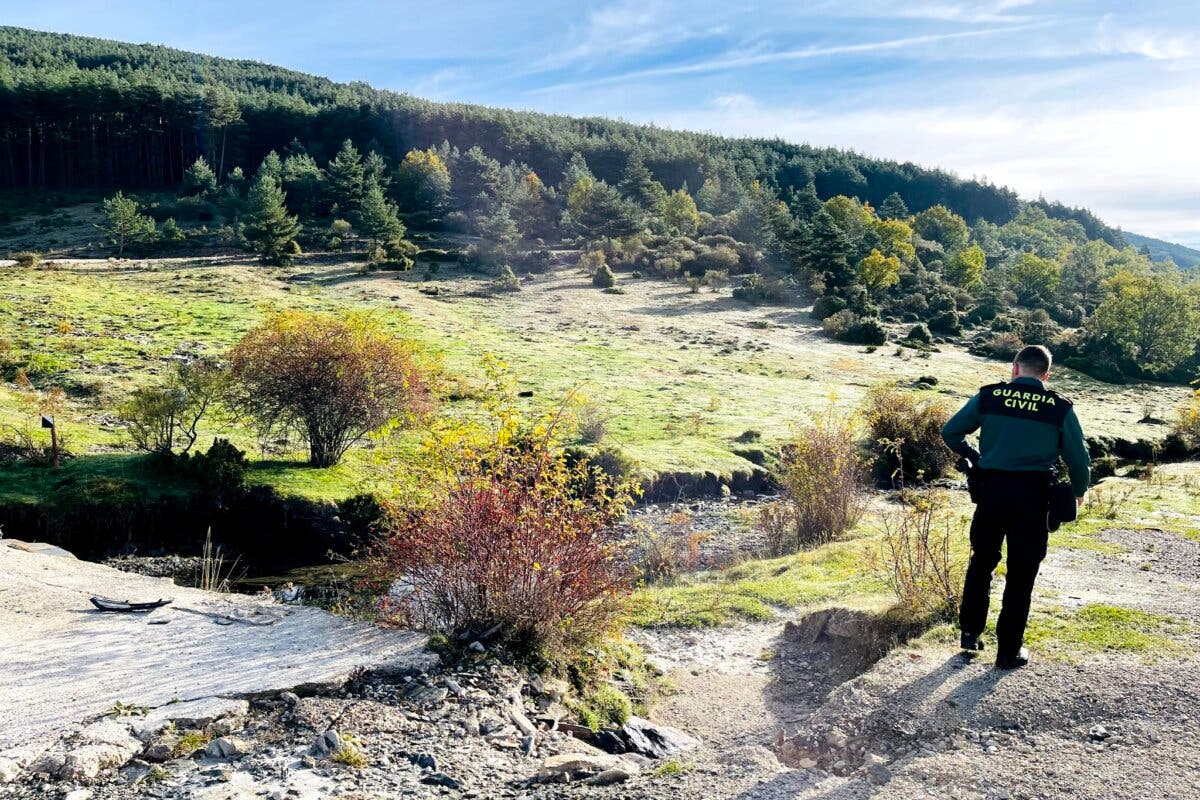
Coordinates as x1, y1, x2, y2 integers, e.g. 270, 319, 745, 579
1014, 345, 1052, 375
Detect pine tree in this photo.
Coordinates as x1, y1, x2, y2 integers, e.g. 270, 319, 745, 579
363, 151, 391, 190
326, 139, 365, 216
804, 208, 856, 292
98, 191, 156, 256
183, 156, 217, 196
256, 150, 283, 183
618, 154, 666, 215
879, 192, 910, 220
243, 173, 301, 265
357, 180, 405, 248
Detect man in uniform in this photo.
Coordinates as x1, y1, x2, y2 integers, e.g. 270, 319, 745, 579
941, 345, 1090, 669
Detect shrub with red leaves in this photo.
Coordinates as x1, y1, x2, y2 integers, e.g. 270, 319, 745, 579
373, 409, 637, 656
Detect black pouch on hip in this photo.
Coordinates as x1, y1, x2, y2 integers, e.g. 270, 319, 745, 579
1047, 479, 1077, 532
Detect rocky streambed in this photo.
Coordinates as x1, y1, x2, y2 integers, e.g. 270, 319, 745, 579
2, 656, 699, 800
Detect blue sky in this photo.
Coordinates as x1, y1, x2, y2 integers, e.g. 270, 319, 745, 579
5, 1, 1199, 247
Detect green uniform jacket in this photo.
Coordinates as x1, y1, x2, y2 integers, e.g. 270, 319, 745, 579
941, 376, 1091, 497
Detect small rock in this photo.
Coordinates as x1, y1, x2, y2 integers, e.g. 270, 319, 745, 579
315, 729, 342, 755
280, 691, 300, 707
204, 737, 247, 760
64, 790, 93, 800
411, 752, 438, 770
421, 772, 462, 789
0, 758, 21, 783
1088, 724, 1110, 741
468, 641, 486, 653
585, 767, 634, 785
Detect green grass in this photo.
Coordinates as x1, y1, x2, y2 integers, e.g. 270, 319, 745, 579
1024, 603, 1190, 660
628, 537, 890, 628
1, 251, 1193, 508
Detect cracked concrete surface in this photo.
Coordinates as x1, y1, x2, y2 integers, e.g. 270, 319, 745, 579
0, 540, 431, 757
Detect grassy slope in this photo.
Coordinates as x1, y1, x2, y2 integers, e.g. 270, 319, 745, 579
0, 206, 1192, 505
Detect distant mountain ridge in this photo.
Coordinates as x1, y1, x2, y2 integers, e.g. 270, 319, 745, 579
1122, 232, 1200, 270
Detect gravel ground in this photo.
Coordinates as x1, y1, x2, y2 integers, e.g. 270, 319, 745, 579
7, 520, 1200, 799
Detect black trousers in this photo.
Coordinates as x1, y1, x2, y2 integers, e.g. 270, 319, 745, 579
959, 469, 1051, 656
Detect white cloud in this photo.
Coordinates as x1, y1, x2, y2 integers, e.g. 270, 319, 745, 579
528, 0, 727, 73
1095, 17, 1200, 63
645, 89, 1200, 247
528, 22, 1044, 94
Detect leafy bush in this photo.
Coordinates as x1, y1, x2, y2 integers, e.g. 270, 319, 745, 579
905, 323, 932, 344
574, 398, 612, 444
373, 401, 637, 656
862, 385, 955, 486
117, 360, 224, 455
492, 264, 521, 292
761, 405, 867, 554
870, 488, 965, 619
811, 294, 847, 320
731, 273, 787, 304
592, 262, 616, 289
181, 438, 247, 491
822, 309, 857, 339
978, 330, 1023, 361
418, 248, 460, 263
847, 316, 887, 345
228, 311, 434, 467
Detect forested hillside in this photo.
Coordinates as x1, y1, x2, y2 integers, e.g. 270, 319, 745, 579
0, 26, 1106, 237
2, 26, 1198, 387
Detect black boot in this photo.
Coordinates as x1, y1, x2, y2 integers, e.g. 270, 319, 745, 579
960, 631, 985, 652
995, 647, 1030, 670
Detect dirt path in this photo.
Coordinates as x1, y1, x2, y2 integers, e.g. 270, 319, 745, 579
625, 527, 1200, 799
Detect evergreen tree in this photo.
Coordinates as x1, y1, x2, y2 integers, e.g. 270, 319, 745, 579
183, 156, 217, 196
281, 153, 326, 218
559, 152, 593, 194
219, 167, 248, 222
879, 192, 910, 220
256, 150, 283, 183
243, 173, 301, 265
572, 181, 642, 242
326, 139, 365, 216
804, 208, 855, 292
357, 180, 405, 248
785, 182, 823, 220
618, 154, 666, 214
98, 191, 156, 256
364, 151, 391, 190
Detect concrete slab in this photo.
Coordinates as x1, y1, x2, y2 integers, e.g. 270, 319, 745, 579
0, 542, 431, 753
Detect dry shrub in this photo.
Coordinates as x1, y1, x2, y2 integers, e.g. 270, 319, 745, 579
11, 251, 42, 268
862, 385, 955, 487
373, 390, 638, 656
1175, 392, 1200, 450
633, 512, 706, 583
871, 489, 965, 619
1082, 483, 1137, 520
573, 397, 612, 444
763, 405, 867, 554
5, 371, 67, 464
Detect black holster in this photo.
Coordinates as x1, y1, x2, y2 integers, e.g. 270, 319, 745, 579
1047, 479, 1077, 532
